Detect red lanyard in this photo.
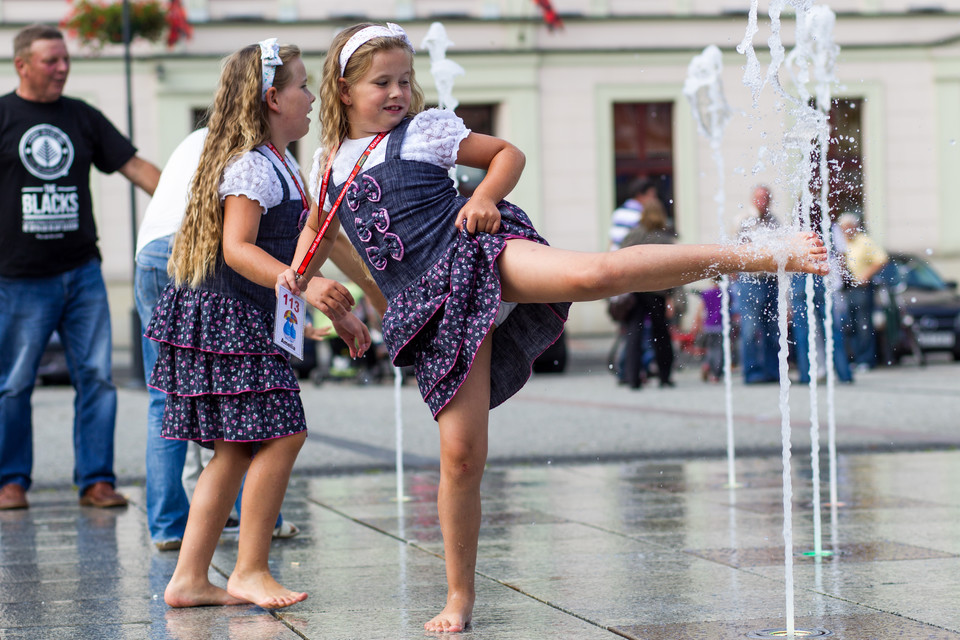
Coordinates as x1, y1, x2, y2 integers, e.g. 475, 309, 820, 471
264, 142, 308, 213
295, 131, 386, 278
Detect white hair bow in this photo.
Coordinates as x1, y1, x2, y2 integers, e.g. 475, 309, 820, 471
259, 37, 283, 101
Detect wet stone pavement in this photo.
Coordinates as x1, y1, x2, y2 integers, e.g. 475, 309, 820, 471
5, 342, 960, 639
2, 450, 960, 639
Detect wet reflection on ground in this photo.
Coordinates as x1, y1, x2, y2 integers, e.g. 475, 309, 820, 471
2, 450, 959, 638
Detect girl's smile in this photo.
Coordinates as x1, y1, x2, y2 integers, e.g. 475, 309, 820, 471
340, 48, 412, 139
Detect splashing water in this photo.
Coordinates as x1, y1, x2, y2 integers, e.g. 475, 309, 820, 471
738, 0, 841, 634
395, 364, 405, 505
421, 22, 465, 111
421, 21, 465, 187
789, 3, 841, 561
802, 6, 843, 539
395, 21, 466, 504
683, 45, 738, 488
403, 25, 467, 509
737, 1, 763, 106
684, 45, 731, 142
776, 261, 795, 637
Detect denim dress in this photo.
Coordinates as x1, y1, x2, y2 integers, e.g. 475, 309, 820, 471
333, 118, 569, 417
145, 152, 306, 447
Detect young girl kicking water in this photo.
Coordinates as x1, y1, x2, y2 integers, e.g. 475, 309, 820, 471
281, 22, 829, 631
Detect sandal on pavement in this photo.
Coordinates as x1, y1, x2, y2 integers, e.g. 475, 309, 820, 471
155, 539, 182, 551
272, 521, 300, 539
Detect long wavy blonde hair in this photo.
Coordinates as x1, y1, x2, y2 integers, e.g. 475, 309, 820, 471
316, 24, 424, 178
170, 43, 302, 287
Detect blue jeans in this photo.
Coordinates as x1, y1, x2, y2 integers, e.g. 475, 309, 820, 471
843, 285, 877, 368
135, 236, 189, 543
735, 276, 781, 383
791, 275, 853, 383
0, 259, 117, 493
134, 236, 281, 543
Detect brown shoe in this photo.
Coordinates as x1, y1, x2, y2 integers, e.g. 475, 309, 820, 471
0, 483, 28, 510
154, 539, 182, 551
79, 482, 127, 508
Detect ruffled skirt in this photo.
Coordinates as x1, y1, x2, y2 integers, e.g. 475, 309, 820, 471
145, 285, 306, 447
383, 203, 570, 418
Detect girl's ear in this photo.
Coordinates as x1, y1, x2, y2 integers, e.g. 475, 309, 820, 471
264, 86, 281, 113
338, 78, 352, 105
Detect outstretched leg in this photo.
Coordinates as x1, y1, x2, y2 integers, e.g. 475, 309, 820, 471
164, 441, 250, 607
226, 431, 307, 609
496, 234, 828, 305
424, 331, 494, 634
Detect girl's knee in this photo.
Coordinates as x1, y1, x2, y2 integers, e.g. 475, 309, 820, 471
564, 258, 610, 299
440, 443, 487, 483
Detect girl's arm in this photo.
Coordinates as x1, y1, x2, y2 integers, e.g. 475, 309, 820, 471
222, 194, 295, 287
453, 132, 526, 235
278, 203, 360, 321
278, 202, 337, 291
222, 195, 355, 320
328, 231, 388, 316
330, 313, 372, 359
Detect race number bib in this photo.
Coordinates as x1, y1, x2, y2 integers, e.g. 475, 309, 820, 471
274, 284, 305, 359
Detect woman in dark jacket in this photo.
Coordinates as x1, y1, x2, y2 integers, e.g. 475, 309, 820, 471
620, 201, 677, 389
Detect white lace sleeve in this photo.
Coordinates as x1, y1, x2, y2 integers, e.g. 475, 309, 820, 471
307, 147, 324, 201
400, 109, 471, 170
219, 151, 282, 214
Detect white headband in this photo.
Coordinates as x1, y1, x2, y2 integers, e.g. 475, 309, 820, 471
339, 23, 414, 77
259, 38, 282, 101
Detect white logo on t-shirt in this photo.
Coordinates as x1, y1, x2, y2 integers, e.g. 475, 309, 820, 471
19, 124, 75, 180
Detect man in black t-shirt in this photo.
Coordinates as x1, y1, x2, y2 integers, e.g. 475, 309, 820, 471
0, 24, 160, 510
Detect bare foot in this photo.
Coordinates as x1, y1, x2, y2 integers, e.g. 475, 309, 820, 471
226, 570, 307, 609
164, 576, 247, 607
424, 593, 474, 633
786, 231, 829, 275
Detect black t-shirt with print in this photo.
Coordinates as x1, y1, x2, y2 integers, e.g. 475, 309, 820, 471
0, 92, 136, 278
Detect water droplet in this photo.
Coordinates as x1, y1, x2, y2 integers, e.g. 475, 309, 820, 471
925, 248, 933, 255
951, 140, 957, 146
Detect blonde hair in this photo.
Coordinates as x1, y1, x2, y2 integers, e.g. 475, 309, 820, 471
316, 23, 424, 174
640, 199, 668, 232
170, 43, 302, 287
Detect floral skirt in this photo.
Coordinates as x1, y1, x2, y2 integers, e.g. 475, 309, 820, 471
382, 203, 570, 418
145, 285, 305, 447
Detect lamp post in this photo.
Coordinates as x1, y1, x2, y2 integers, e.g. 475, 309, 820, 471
122, 0, 145, 385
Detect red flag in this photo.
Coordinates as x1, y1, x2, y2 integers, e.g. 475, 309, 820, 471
166, 0, 192, 47
533, 0, 564, 30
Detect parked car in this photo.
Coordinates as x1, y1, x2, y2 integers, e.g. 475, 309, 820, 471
875, 252, 960, 364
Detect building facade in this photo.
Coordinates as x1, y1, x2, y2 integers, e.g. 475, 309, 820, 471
2, 0, 960, 342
